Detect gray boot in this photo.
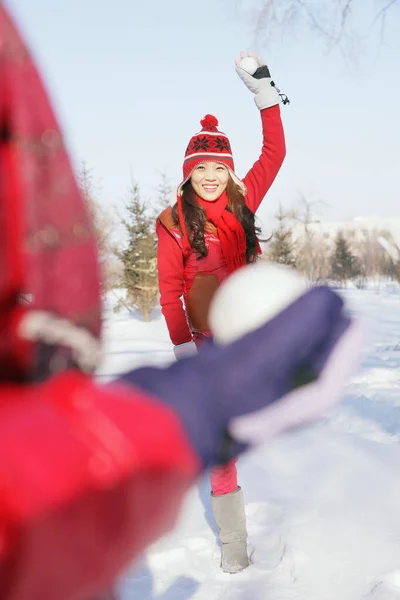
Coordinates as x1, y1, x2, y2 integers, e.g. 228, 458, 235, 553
210, 486, 249, 574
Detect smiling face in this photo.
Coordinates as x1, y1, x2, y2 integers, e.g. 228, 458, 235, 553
190, 162, 230, 202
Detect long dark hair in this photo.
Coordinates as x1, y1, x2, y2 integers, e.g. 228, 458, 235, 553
172, 177, 261, 263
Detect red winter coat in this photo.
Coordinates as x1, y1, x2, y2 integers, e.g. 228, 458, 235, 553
0, 372, 200, 600
156, 106, 286, 346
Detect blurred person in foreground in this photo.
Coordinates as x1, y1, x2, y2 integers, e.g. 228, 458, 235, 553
0, 6, 362, 600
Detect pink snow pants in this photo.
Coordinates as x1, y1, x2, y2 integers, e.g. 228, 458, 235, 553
193, 332, 239, 496
209, 458, 238, 495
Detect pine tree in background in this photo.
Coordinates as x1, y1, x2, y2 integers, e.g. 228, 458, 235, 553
266, 203, 296, 266
117, 178, 158, 321
330, 230, 360, 286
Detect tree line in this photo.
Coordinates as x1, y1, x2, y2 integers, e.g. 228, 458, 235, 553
264, 198, 400, 287
82, 166, 400, 321
80, 164, 171, 322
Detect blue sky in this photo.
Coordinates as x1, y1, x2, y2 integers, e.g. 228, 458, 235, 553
7, 0, 400, 231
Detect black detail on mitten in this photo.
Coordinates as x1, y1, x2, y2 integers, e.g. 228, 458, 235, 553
253, 67, 290, 105
270, 81, 290, 105
253, 65, 271, 79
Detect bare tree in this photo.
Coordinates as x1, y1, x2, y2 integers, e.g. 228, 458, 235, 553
237, 0, 399, 55
376, 229, 400, 282
155, 171, 174, 212
292, 195, 330, 284
350, 227, 387, 278
296, 234, 331, 284
78, 163, 119, 293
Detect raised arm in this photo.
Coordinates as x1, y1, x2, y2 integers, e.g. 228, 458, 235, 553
243, 106, 286, 214
235, 51, 288, 213
156, 215, 193, 346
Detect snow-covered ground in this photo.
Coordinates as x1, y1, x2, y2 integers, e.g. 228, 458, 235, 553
97, 287, 400, 600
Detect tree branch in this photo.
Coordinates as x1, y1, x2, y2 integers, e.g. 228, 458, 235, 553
292, 0, 334, 41
372, 0, 399, 43
335, 0, 357, 43
247, 0, 399, 55
373, 0, 399, 24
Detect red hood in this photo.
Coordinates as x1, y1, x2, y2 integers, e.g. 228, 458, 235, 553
0, 7, 101, 380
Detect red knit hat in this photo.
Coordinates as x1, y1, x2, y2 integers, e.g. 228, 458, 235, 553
177, 114, 246, 195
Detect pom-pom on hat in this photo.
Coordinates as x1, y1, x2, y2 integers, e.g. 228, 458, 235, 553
200, 114, 219, 131
177, 114, 246, 195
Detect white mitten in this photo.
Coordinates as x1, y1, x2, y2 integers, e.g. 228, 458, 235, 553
235, 51, 289, 110
173, 341, 197, 360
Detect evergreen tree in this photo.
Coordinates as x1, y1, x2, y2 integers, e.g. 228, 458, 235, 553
330, 230, 360, 286
267, 204, 296, 266
117, 179, 158, 321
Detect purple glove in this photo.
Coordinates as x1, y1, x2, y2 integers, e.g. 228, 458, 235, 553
120, 287, 361, 468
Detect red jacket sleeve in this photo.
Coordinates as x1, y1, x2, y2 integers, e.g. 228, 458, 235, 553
243, 105, 286, 214
156, 221, 192, 346
0, 372, 200, 600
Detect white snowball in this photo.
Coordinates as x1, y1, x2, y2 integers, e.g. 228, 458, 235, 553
239, 56, 259, 75
209, 262, 307, 344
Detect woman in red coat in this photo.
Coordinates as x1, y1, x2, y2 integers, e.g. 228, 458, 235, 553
156, 52, 288, 573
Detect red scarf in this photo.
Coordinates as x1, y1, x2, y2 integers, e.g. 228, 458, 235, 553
178, 191, 251, 274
